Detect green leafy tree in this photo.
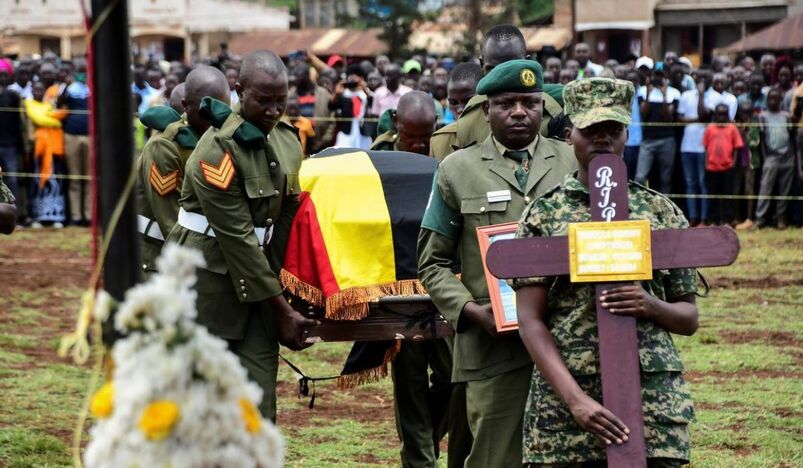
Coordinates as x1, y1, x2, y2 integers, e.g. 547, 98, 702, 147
357, 0, 423, 58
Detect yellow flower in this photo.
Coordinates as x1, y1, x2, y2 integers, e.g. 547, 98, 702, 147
239, 399, 261, 433
90, 382, 114, 419
138, 400, 180, 441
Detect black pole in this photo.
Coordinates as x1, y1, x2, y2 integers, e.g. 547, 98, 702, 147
90, 0, 139, 343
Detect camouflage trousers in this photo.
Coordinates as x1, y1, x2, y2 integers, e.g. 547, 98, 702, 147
522, 371, 694, 464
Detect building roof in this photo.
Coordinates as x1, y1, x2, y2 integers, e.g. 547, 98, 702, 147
722, 12, 803, 52
0, 0, 290, 36
521, 27, 573, 52
228, 29, 387, 57
576, 0, 657, 31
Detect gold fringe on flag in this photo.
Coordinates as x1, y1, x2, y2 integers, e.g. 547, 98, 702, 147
280, 269, 428, 321
335, 340, 402, 389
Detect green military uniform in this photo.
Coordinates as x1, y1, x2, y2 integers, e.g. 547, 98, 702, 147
418, 60, 577, 467
512, 175, 696, 465
136, 106, 198, 275
0, 173, 14, 204
429, 83, 568, 161
370, 130, 399, 151
165, 97, 302, 419
511, 78, 695, 466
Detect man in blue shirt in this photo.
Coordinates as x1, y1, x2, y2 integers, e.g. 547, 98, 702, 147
624, 68, 642, 179
58, 58, 91, 225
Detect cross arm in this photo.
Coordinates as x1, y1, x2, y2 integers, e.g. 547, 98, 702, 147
486, 226, 740, 280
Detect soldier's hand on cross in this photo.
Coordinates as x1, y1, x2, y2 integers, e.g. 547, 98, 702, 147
601, 285, 699, 336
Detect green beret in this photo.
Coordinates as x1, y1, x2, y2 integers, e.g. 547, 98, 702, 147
476, 59, 543, 96
562, 78, 634, 129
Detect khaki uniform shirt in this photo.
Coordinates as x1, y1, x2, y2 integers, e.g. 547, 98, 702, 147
166, 98, 302, 339
418, 134, 576, 382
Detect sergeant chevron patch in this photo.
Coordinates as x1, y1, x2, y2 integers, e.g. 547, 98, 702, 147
149, 162, 179, 196
201, 153, 235, 190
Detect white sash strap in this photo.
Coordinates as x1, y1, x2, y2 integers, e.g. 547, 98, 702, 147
137, 215, 165, 241
177, 207, 271, 246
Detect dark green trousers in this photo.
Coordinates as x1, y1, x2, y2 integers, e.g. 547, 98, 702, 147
464, 364, 533, 467
392, 337, 472, 468
228, 305, 279, 421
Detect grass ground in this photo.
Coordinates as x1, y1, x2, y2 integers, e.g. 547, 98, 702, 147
0, 227, 801, 467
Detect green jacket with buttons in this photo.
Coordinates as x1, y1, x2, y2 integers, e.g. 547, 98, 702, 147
429, 85, 568, 160
165, 97, 302, 340
370, 130, 399, 151
418, 134, 576, 382
136, 109, 198, 274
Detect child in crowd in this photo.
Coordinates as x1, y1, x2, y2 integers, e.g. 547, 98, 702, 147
286, 97, 315, 157
703, 104, 743, 225
756, 88, 796, 229
734, 101, 761, 229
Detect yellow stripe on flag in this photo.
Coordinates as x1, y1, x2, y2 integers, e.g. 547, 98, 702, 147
299, 151, 396, 290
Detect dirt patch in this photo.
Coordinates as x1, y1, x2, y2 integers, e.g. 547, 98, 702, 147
708, 275, 803, 289
276, 380, 394, 428
718, 329, 799, 346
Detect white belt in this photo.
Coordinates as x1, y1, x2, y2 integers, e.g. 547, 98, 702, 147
137, 215, 165, 241
177, 207, 272, 246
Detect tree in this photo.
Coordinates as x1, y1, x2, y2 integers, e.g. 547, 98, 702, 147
357, 0, 423, 59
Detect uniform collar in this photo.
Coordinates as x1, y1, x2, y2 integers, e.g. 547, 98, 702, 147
139, 105, 181, 132
175, 125, 199, 149
492, 135, 539, 159
200, 97, 267, 148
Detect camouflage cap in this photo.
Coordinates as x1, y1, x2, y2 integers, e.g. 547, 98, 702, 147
476, 59, 543, 96
562, 78, 634, 129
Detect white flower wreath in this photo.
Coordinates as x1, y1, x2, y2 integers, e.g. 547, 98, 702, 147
85, 244, 284, 468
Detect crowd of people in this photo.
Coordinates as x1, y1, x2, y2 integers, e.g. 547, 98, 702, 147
0, 40, 801, 231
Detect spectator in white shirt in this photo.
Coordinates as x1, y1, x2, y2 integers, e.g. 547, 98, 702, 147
677, 72, 712, 225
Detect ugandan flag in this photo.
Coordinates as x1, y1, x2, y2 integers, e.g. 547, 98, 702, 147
281, 148, 437, 321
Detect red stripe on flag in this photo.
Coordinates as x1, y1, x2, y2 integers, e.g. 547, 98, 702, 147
283, 192, 341, 298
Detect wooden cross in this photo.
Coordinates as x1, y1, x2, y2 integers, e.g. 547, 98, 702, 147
485, 154, 739, 467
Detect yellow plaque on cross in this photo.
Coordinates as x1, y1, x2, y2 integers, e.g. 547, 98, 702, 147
568, 220, 653, 283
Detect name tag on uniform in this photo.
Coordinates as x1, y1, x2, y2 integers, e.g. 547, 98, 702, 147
486, 190, 512, 203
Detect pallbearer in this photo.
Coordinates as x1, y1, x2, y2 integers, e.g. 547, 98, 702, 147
137, 66, 229, 275
166, 51, 316, 419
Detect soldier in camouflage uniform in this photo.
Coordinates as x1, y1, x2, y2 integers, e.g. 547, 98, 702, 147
511, 78, 699, 467
166, 51, 316, 419
430, 25, 568, 160
0, 167, 16, 234
137, 66, 229, 275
